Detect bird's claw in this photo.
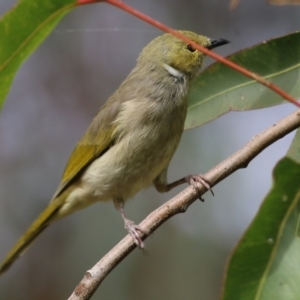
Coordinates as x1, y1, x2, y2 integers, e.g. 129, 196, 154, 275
185, 174, 214, 201
124, 219, 145, 249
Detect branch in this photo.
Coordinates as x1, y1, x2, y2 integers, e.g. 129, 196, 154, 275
68, 110, 300, 300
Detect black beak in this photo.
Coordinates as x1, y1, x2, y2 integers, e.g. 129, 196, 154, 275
207, 38, 230, 49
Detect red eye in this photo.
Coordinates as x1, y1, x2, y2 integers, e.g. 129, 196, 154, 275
186, 44, 196, 52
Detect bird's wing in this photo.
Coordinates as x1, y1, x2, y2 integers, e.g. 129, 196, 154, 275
52, 99, 121, 199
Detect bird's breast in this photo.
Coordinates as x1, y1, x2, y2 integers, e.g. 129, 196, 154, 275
80, 92, 188, 202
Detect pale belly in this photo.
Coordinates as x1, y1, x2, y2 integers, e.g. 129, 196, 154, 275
57, 126, 182, 217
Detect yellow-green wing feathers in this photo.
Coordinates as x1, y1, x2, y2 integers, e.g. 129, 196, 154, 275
53, 98, 121, 199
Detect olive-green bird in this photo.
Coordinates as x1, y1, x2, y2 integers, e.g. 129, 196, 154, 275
0, 31, 229, 274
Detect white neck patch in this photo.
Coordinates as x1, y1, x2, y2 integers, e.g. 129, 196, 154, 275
164, 64, 185, 79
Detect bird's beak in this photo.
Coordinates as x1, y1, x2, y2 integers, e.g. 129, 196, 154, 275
207, 38, 230, 49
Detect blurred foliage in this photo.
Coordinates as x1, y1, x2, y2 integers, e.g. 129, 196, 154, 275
268, 0, 300, 5
230, 0, 300, 8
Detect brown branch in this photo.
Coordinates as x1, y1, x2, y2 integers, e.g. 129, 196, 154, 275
76, 0, 300, 108
68, 110, 300, 300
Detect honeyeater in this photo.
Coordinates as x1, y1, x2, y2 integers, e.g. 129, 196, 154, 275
0, 31, 229, 274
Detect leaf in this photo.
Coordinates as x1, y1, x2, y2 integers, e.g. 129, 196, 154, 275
287, 128, 300, 163
0, 0, 76, 110
221, 158, 300, 300
185, 31, 300, 129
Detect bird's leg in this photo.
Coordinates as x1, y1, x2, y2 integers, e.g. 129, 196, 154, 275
113, 198, 145, 248
154, 174, 213, 202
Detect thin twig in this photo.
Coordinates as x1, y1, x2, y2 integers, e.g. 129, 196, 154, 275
68, 110, 300, 300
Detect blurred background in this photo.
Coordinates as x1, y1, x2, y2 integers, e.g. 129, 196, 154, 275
0, 1, 299, 299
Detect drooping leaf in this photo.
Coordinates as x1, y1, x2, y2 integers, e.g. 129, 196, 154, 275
0, 0, 76, 109
221, 158, 300, 300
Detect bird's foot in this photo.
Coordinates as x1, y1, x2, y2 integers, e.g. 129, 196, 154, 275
185, 174, 214, 201
124, 219, 145, 249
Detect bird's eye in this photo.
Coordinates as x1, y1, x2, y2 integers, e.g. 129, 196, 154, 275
186, 44, 196, 52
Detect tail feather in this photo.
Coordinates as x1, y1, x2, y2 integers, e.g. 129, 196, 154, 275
0, 200, 62, 274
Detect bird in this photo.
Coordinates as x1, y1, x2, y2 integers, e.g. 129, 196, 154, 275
0, 30, 229, 274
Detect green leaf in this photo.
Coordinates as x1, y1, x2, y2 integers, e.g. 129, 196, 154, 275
0, 0, 76, 110
221, 158, 300, 300
287, 128, 300, 163
185, 31, 300, 129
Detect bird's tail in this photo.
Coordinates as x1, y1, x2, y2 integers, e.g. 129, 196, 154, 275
0, 199, 62, 274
